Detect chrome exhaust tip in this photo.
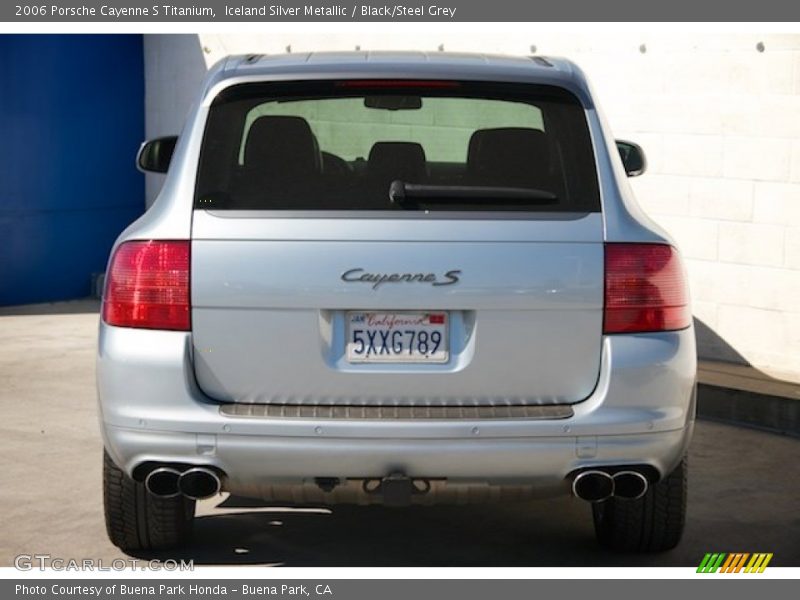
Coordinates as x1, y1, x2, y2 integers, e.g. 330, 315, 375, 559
144, 467, 182, 498
178, 467, 221, 500
572, 470, 614, 503
612, 470, 649, 500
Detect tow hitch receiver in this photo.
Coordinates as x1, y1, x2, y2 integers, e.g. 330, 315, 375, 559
363, 472, 432, 507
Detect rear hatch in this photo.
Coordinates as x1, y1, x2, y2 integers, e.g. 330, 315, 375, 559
191, 79, 604, 406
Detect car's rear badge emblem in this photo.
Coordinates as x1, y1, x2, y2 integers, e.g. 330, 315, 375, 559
341, 268, 461, 290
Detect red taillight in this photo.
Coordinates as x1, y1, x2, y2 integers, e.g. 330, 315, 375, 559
604, 243, 691, 334
102, 240, 190, 331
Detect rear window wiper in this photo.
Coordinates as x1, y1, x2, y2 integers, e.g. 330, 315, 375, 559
388, 180, 558, 209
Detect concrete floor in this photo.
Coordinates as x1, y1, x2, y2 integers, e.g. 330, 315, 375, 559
1, 300, 798, 567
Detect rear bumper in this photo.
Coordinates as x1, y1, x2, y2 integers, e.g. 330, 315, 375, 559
103, 425, 691, 500
97, 323, 696, 494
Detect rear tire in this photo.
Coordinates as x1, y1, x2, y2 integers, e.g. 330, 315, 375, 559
103, 449, 195, 552
591, 457, 687, 552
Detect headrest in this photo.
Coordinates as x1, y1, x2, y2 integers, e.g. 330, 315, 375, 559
243, 116, 320, 176
368, 142, 427, 183
467, 127, 551, 187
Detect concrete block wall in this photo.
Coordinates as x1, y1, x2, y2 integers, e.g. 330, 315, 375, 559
143, 30, 800, 381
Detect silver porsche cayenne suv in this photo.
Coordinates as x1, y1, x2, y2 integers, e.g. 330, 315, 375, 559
98, 52, 696, 554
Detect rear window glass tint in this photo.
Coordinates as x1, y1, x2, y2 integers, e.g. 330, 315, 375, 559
195, 80, 600, 213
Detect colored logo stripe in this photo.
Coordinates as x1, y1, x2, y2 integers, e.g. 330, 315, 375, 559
697, 553, 725, 573
745, 553, 773, 573
697, 553, 773, 573
720, 553, 749, 573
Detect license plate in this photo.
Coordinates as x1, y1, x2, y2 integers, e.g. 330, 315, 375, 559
346, 311, 449, 363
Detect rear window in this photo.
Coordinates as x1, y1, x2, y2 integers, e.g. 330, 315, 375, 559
195, 80, 600, 212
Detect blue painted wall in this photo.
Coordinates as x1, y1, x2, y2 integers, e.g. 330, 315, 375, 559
0, 34, 145, 305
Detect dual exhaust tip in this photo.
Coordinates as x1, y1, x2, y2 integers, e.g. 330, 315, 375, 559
145, 466, 221, 500
146, 465, 645, 503
572, 469, 649, 502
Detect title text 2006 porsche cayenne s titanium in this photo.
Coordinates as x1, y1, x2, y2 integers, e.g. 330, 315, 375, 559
98, 52, 696, 554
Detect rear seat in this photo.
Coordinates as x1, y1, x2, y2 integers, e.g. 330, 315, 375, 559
237, 115, 322, 193
466, 127, 553, 189
368, 142, 427, 186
